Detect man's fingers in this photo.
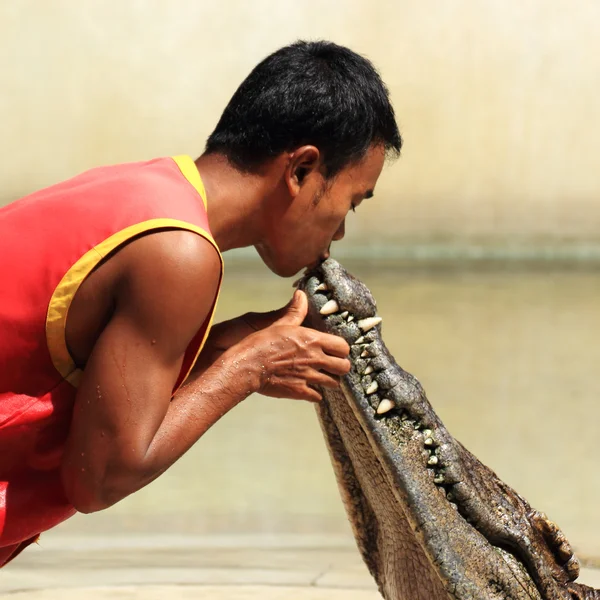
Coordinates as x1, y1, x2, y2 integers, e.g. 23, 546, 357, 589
299, 385, 322, 403
314, 331, 350, 358
309, 371, 341, 390
275, 290, 308, 327
318, 355, 351, 377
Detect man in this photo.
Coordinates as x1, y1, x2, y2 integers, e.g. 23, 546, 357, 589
0, 40, 402, 565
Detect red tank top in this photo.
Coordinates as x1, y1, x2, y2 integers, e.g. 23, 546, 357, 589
0, 155, 223, 555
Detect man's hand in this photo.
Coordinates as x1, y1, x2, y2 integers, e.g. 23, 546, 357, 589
193, 293, 314, 375
205, 296, 300, 351
238, 290, 351, 402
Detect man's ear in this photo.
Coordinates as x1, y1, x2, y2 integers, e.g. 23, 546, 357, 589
285, 146, 321, 198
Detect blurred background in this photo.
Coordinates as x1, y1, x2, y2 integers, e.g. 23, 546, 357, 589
1, 0, 599, 594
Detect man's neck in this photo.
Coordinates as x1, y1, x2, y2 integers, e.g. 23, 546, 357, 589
194, 153, 273, 253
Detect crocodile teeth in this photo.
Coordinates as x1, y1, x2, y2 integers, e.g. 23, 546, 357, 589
428, 455, 439, 466
357, 317, 382, 332
557, 541, 573, 562
340, 311, 349, 318
363, 365, 374, 375
424, 437, 434, 447
360, 349, 370, 358
554, 531, 567, 546
320, 299, 339, 315
376, 399, 395, 414
365, 381, 379, 395
316, 283, 328, 292
566, 556, 580, 580
347, 315, 354, 322
422, 429, 432, 438
355, 336, 365, 344
434, 474, 445, 485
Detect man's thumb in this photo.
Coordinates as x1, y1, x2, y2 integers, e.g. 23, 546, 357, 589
275, 290, 308, 326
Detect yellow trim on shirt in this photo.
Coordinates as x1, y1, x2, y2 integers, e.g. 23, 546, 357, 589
172, 155, 208, 210
176, 266, 223, 392
46, 218, 223, 391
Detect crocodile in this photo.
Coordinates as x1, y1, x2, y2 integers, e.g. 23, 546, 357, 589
299, 258, 599, 600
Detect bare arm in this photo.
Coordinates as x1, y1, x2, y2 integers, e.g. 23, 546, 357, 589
61, 230, 232, 512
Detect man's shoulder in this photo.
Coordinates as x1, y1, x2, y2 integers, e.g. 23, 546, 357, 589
107, 229, 222, 340
122, 229, 221, 285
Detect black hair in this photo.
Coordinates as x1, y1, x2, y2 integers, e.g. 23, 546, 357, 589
205, 40, 402, 178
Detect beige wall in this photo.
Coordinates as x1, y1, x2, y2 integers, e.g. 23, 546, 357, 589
1, 1, 599, 252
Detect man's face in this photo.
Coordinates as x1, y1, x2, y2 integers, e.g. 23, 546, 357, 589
257, 144, 386, 277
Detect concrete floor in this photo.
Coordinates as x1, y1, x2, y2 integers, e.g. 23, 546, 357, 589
1, 534, 380, 598
2, 586, 381, 600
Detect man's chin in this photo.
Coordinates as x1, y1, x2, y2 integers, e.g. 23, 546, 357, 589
254, 245, 323, 278
254, 246, 299, 278
269, 263, 304, 278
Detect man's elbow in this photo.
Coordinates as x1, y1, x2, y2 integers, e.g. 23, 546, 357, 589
61, 464, 134, 514
62, 478, 120, 514
71, 497, 108, 515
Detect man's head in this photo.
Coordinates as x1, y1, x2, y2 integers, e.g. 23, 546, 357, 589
205, 40, 402, 276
